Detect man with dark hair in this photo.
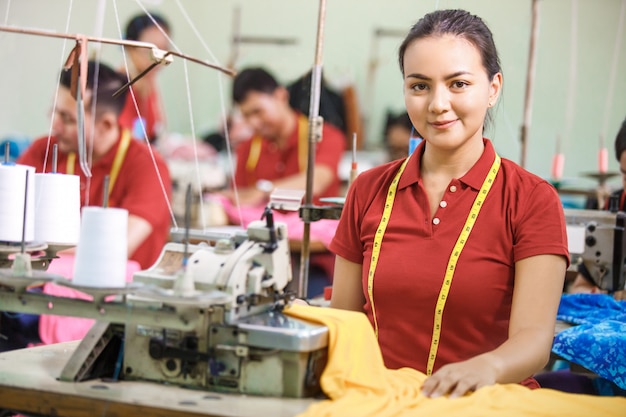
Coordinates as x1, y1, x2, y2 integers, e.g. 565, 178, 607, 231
18, 60, 172, 269
224, 67, 346, 207
1, 60, 173, 352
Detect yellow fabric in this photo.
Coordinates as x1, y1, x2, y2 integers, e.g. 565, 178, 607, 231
284, 304, 626, 417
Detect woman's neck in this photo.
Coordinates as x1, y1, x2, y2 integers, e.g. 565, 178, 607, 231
421, 137, 485, 180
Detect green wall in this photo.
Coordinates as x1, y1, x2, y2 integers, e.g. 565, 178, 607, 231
1, 0, 625, 190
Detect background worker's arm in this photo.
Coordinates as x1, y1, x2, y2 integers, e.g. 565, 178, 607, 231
127, 214, 153, 257
222, 163, 336, 206
272, 163, 335, 196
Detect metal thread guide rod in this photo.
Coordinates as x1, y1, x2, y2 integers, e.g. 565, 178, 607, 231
52, 144, 58, 174
0, 25, 235, 78
298, 0, 327, 299
350, 132, 358, 186
173, 184, 195, 296
12, 170, 32, 277
75, 69, 92, 178
183, 183, 192, 268
3, 142, 9, 164
102, 175, 110, 208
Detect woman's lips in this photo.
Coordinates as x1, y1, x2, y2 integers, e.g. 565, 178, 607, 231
430, 119, 457, 129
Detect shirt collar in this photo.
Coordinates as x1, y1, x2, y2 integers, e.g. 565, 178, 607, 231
398, 138, 497, 191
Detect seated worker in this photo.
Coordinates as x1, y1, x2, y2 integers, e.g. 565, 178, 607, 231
202, 108, 253, 154
2, 60, 173, 352
217, 67, 346, 297
221, 67, 346, 207
330, 9, 569, 399
118, 11, 171, 143
18, 60, 172, 269
383, 110, 415, 161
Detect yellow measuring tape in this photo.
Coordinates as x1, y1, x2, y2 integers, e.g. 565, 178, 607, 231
245, 114, 309, 183
66, 129, 132, 198
367, 152, 501, 375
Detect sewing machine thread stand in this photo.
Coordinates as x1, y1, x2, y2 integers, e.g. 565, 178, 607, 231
11, 169, 32, 277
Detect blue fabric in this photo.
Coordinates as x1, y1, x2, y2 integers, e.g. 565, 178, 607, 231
553, 294, 626, 390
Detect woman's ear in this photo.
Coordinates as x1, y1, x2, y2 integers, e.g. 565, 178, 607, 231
489, 72, 503, 106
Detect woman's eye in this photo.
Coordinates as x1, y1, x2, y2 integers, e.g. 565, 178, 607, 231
452, 81, 468, 88
412, 83, 427, 91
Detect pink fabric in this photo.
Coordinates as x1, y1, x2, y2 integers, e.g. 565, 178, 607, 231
214, 195, 339, 248
38, 253, 141, 345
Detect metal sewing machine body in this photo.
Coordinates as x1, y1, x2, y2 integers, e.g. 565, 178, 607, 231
0, 218, 328, 398
564, 208, 626, 293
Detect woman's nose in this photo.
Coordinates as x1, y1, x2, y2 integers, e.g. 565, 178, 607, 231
428, 86, 451, 113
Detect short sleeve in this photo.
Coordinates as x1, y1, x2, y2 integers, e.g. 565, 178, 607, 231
512, 181, 570, 266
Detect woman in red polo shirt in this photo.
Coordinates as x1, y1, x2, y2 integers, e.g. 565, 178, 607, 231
329, 9, 569, 399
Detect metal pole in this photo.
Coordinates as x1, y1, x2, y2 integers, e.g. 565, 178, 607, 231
520, 0, 540, 168
0, 25, 235, 77
298, 0, 327, 299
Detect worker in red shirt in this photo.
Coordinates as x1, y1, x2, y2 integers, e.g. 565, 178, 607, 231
222, 67, 346, 208
1, 60, 173, 352
329, 9, 569, 399
18, 60, 172, 270
118, 12, 171, 143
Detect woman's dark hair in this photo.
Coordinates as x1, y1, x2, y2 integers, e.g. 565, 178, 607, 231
614, 118, 626, 161
398, 9, 500, 79
125, 12, 170, 41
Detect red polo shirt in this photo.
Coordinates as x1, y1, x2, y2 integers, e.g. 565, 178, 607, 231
18, 131, 172, 269
118, 87, 164, 143
233, 112, 346, 202
330, 139, 569, 374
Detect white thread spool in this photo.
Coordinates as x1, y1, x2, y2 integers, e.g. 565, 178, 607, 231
34, 173, 80, 246
73, 206, 128, 288
0, 163, 35, 243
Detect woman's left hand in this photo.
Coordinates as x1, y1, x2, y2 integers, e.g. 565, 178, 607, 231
420, 355, 499, 399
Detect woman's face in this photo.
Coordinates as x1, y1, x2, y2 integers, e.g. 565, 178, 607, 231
402, 34, 501, 152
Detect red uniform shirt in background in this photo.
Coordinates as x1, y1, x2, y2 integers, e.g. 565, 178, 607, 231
330, 139, 569, 374
18, 131, 172, 269
118, 88, 164, 142
233, 112, 346, 203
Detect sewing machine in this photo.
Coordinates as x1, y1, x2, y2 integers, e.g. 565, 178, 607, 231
564, 208, 626, 292
0, 212, 328, 398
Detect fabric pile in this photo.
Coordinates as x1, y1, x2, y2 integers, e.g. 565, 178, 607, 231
552, 293, 626, 389
284, 304, 626, 417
